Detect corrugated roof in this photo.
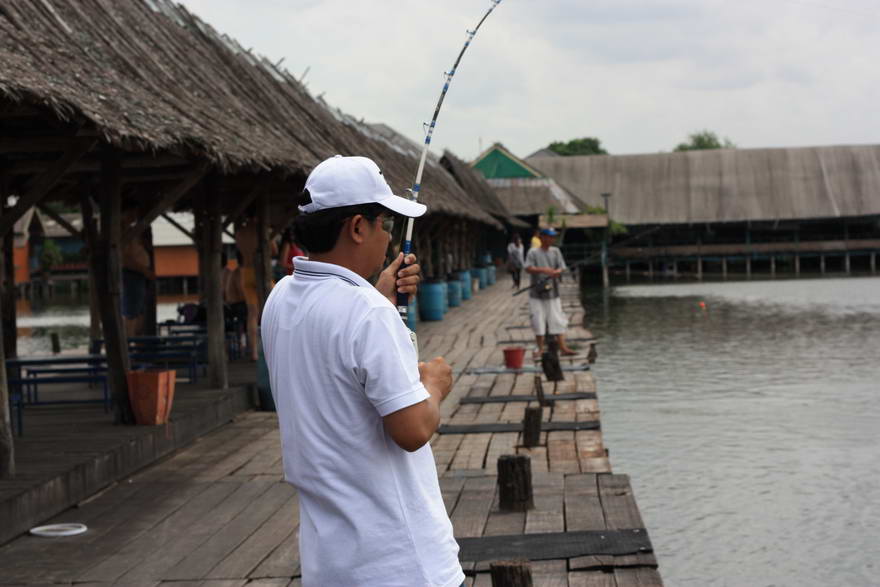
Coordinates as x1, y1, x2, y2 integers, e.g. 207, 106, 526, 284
486, 177, 585, 216
527, 145, 880, 224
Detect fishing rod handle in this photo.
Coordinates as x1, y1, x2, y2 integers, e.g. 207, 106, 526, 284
396, 239, 413, 318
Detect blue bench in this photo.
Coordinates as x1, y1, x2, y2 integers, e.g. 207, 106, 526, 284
7, 374, 111, 434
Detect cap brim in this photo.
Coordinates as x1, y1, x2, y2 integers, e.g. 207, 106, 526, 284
377, 194, 427, 218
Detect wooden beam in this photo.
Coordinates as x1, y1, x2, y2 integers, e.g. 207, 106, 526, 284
160, 212, 194, 242
9, 155, 191, 175
37, 203, 81, 239
0, 138, 97, 237
123, 162, 208, 246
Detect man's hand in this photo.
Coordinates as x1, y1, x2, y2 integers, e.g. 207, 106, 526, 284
419, 356, 453, 401
376, 253, 421, 306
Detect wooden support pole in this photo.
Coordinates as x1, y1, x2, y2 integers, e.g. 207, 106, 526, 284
490, 560, 533, 587
770, 256, 776, 277
522, 406, 542, 448
0, 246, 15, 478
845, 253, 851, 274
722, 258, 728, 279
83, 152, 134, 424
1, 163, 16, 359
697, 257, 703, 280
746, 257, 752, 278
223, 181, 267, 231
142, 226, 158, 336
871, 252, 876, 274
254, 193, 271, 317
205, 188, 228, 389
625, 261, 631, 282
820, 255, 826, 275
795, 255, 800, 276
497, 455, 534, 512
533, 375, 549, 407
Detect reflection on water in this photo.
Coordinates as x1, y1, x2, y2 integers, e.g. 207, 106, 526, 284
583, 276, 880, 586
15, 294, 199, 356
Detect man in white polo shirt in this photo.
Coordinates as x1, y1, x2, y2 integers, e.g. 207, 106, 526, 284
261, 155, 464, 587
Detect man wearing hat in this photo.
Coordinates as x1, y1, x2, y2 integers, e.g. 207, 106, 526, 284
261, 155, 464, 587
524, 227, 577, 357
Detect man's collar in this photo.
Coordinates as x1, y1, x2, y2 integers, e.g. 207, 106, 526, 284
292, 257, 373, 288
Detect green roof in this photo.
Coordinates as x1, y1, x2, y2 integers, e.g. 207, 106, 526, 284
472, 146, 541, 179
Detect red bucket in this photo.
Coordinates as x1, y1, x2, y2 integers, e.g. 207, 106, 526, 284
503, 347, 526, 369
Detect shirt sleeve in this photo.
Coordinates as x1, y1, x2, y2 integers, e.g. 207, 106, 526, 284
352, 305, 429, 417
524, 248, 536, 269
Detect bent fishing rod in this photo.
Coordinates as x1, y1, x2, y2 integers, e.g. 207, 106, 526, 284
512, 226, 662, 296
396, 0, 502, 326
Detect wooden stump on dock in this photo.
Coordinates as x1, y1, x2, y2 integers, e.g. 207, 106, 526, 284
522, 407, 542, 448
497, 455, 534, 512
490, 560, 533, 587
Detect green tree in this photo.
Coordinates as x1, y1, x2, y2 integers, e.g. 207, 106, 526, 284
547, 137, 608, 156
39, 239, 63, 275
674, 130, 736, 152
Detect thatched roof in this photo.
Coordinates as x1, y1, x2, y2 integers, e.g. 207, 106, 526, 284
0, 0, 498, 227
440, 151, 528, 228
486, 177, 586, 217
527, 145, 880, 225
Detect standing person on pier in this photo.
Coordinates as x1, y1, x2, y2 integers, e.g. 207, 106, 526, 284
506, 233, 524, 288
525, 227, 577, 358
261, 155, 464, 587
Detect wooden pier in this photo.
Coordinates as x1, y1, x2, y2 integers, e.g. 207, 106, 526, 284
0, 277, 662, 586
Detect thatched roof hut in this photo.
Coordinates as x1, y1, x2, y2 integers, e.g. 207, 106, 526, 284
0, 0, 497, 227
439, 151, 527, 228
527, 145, 880, 225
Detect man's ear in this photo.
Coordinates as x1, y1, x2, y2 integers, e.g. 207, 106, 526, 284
348, 214, 366, 244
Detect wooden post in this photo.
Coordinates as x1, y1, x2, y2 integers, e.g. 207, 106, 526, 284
83, 152, 134, 424
142, 226, 158, 336
795, 254, 800, 276
490, 560, 533, 587
625, 261, 631, 282
871, 252, 876, 274
1, 164, 16, 359
254, 194, 271, 318
845, 253, 851, 275
746, 257, 752, 278
648, 260, 654, 279
722, 258, 728, 279
0, 248, 15, 478
820, 255, 825, 275
50, 332, 61, 354
522, 406, 542, 448
697, 257, 703, 281
205, 190, 228, 389
497, 455, 534, 512
533, 375, 549, 407
770, 256, 776, 277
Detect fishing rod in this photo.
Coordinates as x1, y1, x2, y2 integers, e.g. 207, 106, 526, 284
396, 0, 502, 326
512, 226, 662, 296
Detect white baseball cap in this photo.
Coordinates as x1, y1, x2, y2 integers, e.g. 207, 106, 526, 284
299, 155, 427, 218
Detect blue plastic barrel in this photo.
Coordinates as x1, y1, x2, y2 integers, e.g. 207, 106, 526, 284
447, 280, 462, 307
477, 268, 488, 289
459, 271, 472, 300
439, 281, 448, 314
487, 265, 496, 285
407, 297, 418, 332
419, 282, 446, 321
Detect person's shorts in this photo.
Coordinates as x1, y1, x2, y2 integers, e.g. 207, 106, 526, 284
529, 296, 567, 335
122, 269, 147, 318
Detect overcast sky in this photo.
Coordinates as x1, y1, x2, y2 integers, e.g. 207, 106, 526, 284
177, 0, 879, 162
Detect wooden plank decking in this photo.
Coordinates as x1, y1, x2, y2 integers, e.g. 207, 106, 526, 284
0, 276, 662, 586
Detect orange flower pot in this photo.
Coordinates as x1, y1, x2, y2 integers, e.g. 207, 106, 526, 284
126, 370, 176, 425
503, 347, 526, 369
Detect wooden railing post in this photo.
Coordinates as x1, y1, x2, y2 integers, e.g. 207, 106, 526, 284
497, 454, 534, 512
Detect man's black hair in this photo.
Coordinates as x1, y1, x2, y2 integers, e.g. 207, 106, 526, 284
293, 189, 388, 253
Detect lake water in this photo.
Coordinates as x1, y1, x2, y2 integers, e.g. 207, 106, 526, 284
582, 276, 880, 586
